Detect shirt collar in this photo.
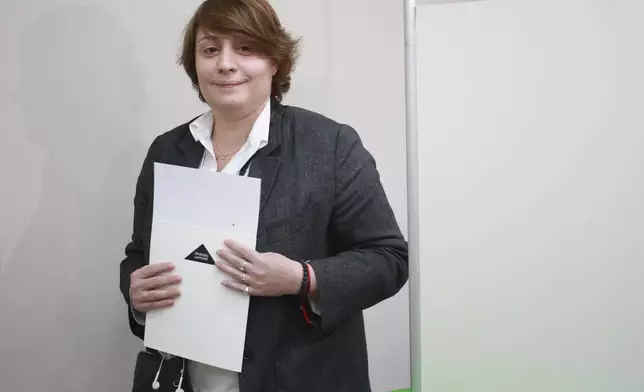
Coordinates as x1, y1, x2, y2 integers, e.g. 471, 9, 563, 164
189, 99, 271, 150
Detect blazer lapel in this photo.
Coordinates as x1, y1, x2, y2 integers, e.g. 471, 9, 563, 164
175, 129, 205, 169
250, 100, 287, 213
250, 153, 281, 213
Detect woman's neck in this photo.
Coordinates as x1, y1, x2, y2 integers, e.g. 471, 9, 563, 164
211, 100, 267, 149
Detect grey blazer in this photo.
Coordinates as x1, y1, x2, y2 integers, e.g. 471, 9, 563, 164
119, 99, 409, 392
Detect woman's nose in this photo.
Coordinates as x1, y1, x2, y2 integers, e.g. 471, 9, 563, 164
217, 46, 238, 74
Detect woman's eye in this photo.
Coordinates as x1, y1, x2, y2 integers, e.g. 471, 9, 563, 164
238, 46, 252, 53
204, 47, 218, 55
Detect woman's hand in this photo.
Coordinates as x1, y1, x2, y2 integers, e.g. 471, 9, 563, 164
130, 262, 182, 312
216, 240, 302, 297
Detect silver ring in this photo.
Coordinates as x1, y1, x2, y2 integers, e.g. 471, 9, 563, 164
240, 273, 247, 285
240, 261, 248, 273
244, 285, 251, 296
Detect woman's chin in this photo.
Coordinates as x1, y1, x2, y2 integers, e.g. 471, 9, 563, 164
210, 94, 248, 109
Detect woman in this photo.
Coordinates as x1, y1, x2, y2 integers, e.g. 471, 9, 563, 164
119, 1, 408, 391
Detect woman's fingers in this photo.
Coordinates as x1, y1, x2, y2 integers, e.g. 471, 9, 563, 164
139, 273, 182, 290
132, 262, 174, 280
136, 298, 175, 312
223, 240, 261, 264
216, 258, 244, 279
130, 262, 182, 312
132, 287, 181, 311
221, 280, 260, 296
217, 248, 251, 272
145, 288, 181, 302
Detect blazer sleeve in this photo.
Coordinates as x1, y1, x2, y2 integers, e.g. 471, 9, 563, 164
119, 138, 159, 340
307, 124, 409, 331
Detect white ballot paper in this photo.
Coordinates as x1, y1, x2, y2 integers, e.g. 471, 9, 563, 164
144, 162, 261, 372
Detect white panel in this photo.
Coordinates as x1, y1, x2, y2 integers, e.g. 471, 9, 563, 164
417, 0, 644, 391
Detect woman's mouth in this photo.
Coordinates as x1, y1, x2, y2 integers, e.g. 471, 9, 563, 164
214, 81, 245, 88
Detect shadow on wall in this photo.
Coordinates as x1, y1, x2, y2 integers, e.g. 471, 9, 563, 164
0, 6, 146, 391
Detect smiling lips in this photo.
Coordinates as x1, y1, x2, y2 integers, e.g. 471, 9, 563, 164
214, 81, 246, 88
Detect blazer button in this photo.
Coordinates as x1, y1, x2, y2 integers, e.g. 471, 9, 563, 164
243, 349, 253, 360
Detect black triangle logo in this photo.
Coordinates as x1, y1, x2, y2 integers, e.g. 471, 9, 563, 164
185, 244, 214, 265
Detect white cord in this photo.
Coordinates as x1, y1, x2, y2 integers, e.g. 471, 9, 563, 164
173, 358, 186, 392
152, 354, 165, 390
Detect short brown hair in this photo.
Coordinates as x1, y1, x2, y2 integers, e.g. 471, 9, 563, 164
179, 0, 300, 103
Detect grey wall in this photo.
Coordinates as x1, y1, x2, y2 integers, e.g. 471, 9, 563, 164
416, 0, 644, 391
0, 1, 409, 391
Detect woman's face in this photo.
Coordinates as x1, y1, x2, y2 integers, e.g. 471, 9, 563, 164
195, 29, 276, 113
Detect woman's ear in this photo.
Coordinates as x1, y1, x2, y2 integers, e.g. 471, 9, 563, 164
271, 62, 278, 76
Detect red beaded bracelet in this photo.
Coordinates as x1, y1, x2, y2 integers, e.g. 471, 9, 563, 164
299, 261, 313, 326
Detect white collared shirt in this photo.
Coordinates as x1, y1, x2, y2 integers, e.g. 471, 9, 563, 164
187, 100, 271, 392
189, 101, 271, 177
